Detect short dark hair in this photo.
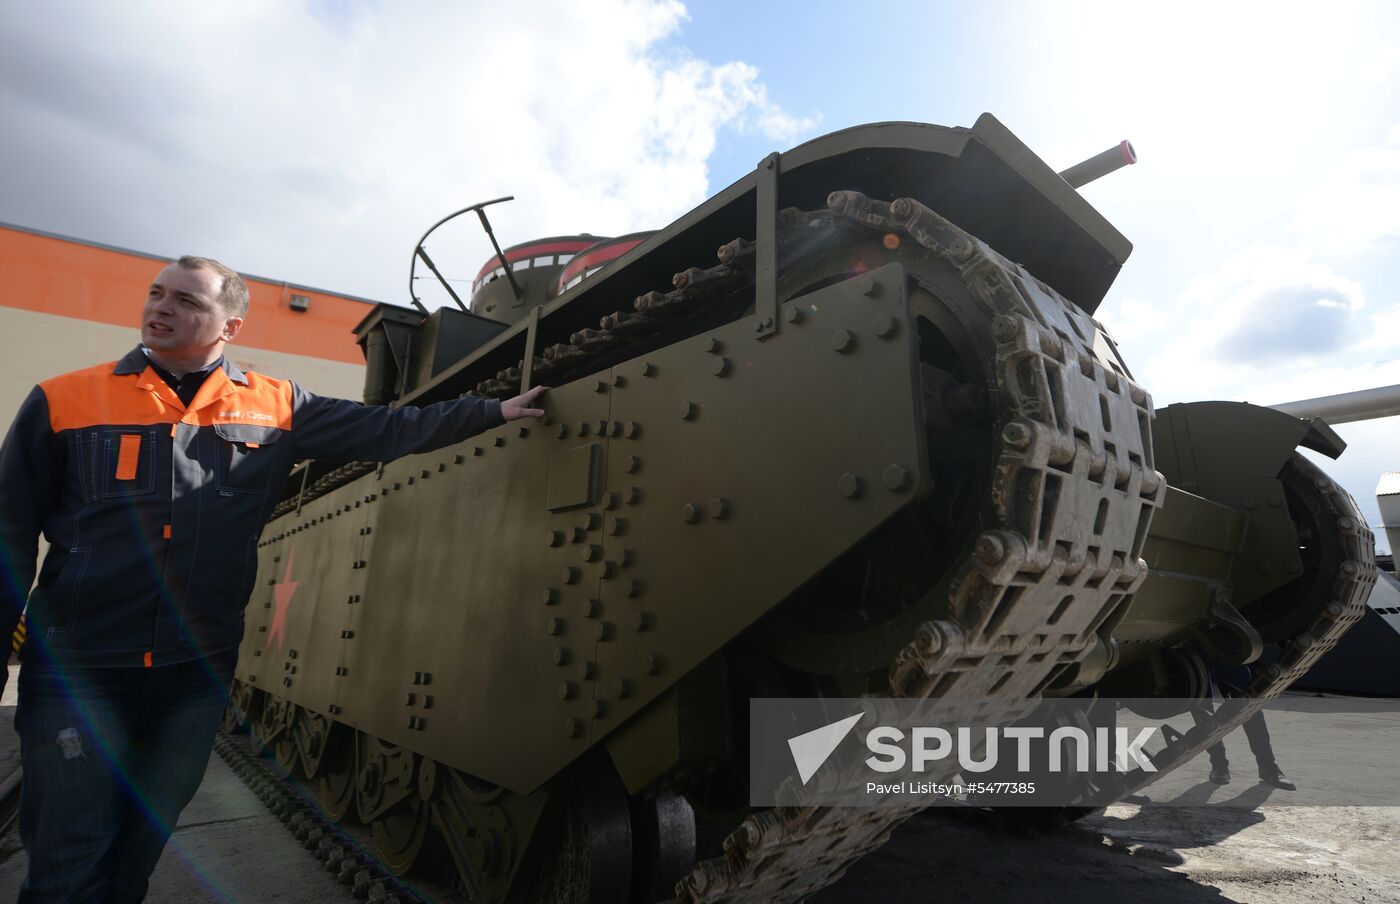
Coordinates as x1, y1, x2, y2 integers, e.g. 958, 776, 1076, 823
176, 255, 249, 318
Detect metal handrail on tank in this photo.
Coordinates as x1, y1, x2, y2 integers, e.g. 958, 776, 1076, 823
1271, 383, 1400, 425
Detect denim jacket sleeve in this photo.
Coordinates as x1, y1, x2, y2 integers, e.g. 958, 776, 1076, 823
0, 386, 64, 643
289, 384, 506, 463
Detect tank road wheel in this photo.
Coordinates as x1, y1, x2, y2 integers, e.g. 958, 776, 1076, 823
221, 679, 251, 734
273, 735, 301, 780
316, 725, 358, 821
501, 753, 678, 904
248, 694, 282, 760
372, 794, 442, 876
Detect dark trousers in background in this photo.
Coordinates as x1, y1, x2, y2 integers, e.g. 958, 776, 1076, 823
1203, 662, 1278, 771
16, 651, 235, 903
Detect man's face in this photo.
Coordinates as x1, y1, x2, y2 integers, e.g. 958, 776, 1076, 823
141, 264, 243, 361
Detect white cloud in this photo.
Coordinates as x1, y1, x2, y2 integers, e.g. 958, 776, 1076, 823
0, 0, 815, 306
1108, 244, 1400, 409
1289, 126, 1400, 258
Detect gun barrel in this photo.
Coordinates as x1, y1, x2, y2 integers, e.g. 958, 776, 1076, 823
1059, 140, 1137, 189
1271, 383, 1400, 425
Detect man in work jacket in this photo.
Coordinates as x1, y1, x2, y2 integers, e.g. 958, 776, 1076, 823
0, 254, 546, 902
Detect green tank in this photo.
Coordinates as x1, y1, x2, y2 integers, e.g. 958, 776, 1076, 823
224, 114, 1376, 903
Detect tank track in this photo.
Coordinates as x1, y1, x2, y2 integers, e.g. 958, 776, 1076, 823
256, 192, 1372, 903
212, 731, 432, 904
1102, 453, 1373, 802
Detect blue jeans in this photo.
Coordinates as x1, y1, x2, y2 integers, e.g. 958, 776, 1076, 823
16, 651, 236, 903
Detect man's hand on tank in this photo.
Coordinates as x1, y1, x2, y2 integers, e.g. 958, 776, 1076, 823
502, 385, 549, 421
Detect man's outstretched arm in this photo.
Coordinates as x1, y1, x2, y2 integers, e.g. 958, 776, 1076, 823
290, 384, 548, 463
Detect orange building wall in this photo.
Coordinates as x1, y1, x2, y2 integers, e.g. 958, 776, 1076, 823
0, 223, 375, 430
0, 224, 372, 365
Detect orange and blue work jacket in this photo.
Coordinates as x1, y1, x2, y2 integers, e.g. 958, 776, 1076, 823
0, 345, 504, 671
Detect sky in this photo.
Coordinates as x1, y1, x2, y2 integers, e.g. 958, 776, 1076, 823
2, 0, 1398, 547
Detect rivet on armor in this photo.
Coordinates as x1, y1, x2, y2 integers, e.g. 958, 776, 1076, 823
620, 550, 634, 567
290, 649, 299, 659
570, 526, 586, 543
882, 465, 911, 491
704, 337, 723, 354
552, 647, 570, 666
560, 684, 576, 702
592, 700, 607, 719
837, 473, 864, 499
609, 420, 623, 437
584, 544, 602, 563
679, 401, 696, 420
595, 380, 608, 393
584, 512, 602, 530
625, 578, 641, 598
518, 426, 529, 438
577, 661, 596, 681
784, 306, 804, 324
472, 446, 483, 456
641, 362, 656, 377
422, 695, 433, 709
341, 630, 355, 639
635, 611, 650, 631
581, 599, 600, 618
614, 678, 631, 699
546, 617, 564, 636
626, 455, 642, 474
608, 517, 626, 535
753, 320, 764, 332
627, 487, 643, 505
612, 374, 626, 388
565, 716, 582, 737
991, 315, 1019, 341
712, 357, 732, 377
603, 492, 620, 509
1001, 422, 1032, 448
1270, 492, 1285, 508
562, 567, 580, 584
421, 672, 432, 685
494, 436, 505, 447
626, 422, 641, 439
556, 424, 569, 438
597, 419, 609, 435
682, 503, 703, 523
644, 653, 661, 675
974, 534, 1006, 565
763, 316, 774, 328
832, 329, 856, 353
577, 421, 590, 436
872, 314, 898, 338
595, 621, 612, 641
859, 276, 879, 296
601, 561, 617, 578
548, 530, 564, 547
709, 497, 730, 519
1243, 497, 1258, 510
542, 588, 558, 605
420, 469, 430, 479
405, 693, 416, 706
